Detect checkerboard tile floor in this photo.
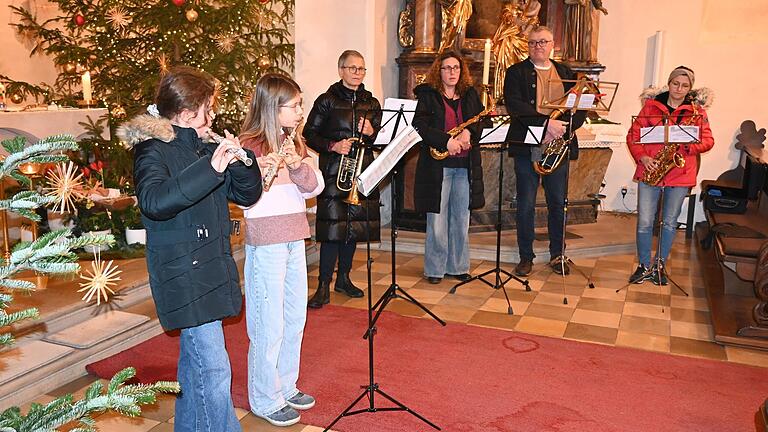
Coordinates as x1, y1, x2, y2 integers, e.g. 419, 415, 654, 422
21, 237, 768, 431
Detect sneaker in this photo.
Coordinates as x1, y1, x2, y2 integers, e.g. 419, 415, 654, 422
426, 276, 442, 284
448, 273, 471, 281
286, 391, 316, 410
628, 265, 652, 284
549, 256, 570, 275
651, 265, 669, 285
259, 405, 300, 427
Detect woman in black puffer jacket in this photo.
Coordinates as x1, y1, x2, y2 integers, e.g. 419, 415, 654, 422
303, 50, 382, 308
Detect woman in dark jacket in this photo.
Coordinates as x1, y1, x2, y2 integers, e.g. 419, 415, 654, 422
303, 50, 382, 308
118, 66, 261, 432
412, 51, 485, 284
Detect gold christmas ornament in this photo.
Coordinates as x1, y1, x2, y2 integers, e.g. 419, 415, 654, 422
63, 62, 77, 74
44, 161, 86, 214
112, 104, 127, 119
78, 253, 122, 305
9, 93, 23, 104
157, 53, 170, 73
215, 34, 235, 53
107, 7, 130, 30
186, 8, 199, 22
257, 56, 271, 71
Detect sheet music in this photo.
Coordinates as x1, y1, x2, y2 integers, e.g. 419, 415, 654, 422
565, 93, 596, 109
358, 125, 422, 196
639, 125, 700, 143
524, 126, 545, 145
480, 125, 509, 144
374, 98, 417, 145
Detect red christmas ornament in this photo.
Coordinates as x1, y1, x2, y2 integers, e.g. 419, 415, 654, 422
171, 0, 186, 6
259, 0, 269, 3
74, 14, 85, 26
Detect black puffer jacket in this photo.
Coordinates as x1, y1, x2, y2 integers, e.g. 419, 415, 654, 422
412, 84, 486, 213
303, 81, 383, 242
119, 114, 261, 330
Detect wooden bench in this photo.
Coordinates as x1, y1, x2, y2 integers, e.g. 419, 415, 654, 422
698, 120, 768, 349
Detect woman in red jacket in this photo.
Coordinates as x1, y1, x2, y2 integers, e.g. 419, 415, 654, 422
626, 66, 714, 284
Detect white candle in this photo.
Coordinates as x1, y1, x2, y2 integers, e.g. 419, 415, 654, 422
482, 38, 491, 85
650, 31, 663, 87
82, 71, 92, 102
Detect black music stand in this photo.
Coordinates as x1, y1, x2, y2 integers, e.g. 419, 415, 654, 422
365, 105, 446, 336
533, 78, 618, 303
450, 115, 531, 315
324, 123, 440, 432
615, 114, 699, 300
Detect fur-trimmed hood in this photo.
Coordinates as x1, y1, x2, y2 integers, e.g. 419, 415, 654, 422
116, 114, 176, 149
639, 86, 714, 109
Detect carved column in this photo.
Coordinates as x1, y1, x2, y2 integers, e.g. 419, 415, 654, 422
413, 0, 437, 53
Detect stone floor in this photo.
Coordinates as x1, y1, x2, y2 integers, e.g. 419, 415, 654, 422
10, 216, 768, 431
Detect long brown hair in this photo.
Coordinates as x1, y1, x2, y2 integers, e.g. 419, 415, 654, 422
424, 51, 474, 97
155, 66, 218, 120
240, 74, 306, 157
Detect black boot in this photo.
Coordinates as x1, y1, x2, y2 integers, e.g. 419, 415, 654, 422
334, 273, 364, 298
308, 280, 330, 309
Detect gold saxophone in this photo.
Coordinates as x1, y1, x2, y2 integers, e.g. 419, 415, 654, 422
641, 104, 698, 186
430, 88, 495, 160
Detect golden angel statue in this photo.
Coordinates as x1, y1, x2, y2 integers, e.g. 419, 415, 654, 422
439, 0, 473, 53
491, 0, 541, 100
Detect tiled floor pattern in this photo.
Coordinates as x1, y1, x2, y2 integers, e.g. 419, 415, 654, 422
20, 237, 768, 431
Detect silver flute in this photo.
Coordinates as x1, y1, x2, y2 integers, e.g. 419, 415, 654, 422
206, 130, 253, 166
262, 127, 298, 191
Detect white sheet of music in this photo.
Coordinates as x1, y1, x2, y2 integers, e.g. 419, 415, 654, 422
524, 126, 545, 145
374, 98, 418, 145
480, 125, 509, 144
639, 125, 700, 143
357, 125, 422, 197
565, 93, 596, 109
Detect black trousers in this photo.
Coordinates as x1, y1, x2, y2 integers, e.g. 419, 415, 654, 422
318, 241, 357, 282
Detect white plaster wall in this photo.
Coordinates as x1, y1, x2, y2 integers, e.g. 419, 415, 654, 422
0, 0, 59, 104
596, 0, 768, 220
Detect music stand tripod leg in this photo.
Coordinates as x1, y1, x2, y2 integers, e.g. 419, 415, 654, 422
449, 142, 530, 317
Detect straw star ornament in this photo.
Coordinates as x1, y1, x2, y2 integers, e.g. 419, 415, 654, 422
44, 161, 86, 214
78, 254, 122, 305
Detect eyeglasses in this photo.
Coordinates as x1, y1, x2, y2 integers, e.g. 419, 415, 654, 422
440, 65, 461, 72
341, 66, 367, 74
528, 39, 552, 48
279, 101, 304, 112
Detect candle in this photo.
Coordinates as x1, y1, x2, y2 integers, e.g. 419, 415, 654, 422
651, 31, 664, 87
82, 71, 92, 102
482, 38, 491, 85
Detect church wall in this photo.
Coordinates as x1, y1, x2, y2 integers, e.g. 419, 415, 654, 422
596, 0, 768, 218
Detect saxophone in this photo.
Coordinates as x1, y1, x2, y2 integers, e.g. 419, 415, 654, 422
262, 127, 298, 191
641, 104, 698, 186
430, 87, 495, 160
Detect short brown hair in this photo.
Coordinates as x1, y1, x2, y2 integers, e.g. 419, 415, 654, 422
424, 51, 474, 97
338, 50, 364, 68
155, 66, 217, 119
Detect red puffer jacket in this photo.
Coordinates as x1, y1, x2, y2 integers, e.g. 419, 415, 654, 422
626, 91, 714, 187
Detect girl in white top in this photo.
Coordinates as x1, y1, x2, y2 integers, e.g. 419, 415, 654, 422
239, 74, 323, 427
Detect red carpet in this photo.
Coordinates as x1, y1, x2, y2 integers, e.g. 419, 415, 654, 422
87, 304, 768, 431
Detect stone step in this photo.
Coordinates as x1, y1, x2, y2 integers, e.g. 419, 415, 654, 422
43, 311, 150, 349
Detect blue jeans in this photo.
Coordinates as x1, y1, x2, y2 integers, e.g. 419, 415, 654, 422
244, 240, 308, 416
175, 320, 240, 432
425, 168, 470, 278
513, 155, 568, 261
636, 183, 689, 267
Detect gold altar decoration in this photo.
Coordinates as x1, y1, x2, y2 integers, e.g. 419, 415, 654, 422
78, 252, 122, 305
398, 1, 414, 47
44, 161, 86, 214
438, 0, 473, 53
491, 0, 541, 100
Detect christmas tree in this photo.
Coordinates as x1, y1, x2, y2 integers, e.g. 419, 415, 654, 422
0, 136, 179, 431
7, 0, 294, 131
